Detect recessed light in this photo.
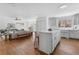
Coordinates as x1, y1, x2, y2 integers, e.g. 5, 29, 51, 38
59, 4, 67, 9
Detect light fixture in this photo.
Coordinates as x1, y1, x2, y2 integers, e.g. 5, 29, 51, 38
59, 4, 67, 9
15, 17, 21, 20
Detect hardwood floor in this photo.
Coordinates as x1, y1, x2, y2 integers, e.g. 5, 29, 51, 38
0, 37, 40, 55
0, 37, 79, 55
53, 38, 79, 55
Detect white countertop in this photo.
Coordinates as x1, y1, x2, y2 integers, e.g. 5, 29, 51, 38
58, 27, 74, 30
58, 25, 79, 30
33, 29, 60, 33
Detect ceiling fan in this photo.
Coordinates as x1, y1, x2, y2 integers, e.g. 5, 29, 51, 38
15, 17, 21, 20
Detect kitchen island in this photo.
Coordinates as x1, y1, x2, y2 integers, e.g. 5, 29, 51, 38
34, 30, 61, 54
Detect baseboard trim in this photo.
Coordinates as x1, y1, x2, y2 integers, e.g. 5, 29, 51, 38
61, 37, 79, 40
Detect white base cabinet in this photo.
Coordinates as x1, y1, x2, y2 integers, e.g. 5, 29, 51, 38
61, 30, 79, 39
61, 30, 69, 38
34, 30, 61, 54
69, 30, 79, 39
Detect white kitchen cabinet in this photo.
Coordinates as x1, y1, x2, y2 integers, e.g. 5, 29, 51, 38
56, 15, 74, 28
38, 32, 52, 54
36, 17, 48, 31
35, 16, 61, 54
74, 14, 79, 25
36, 30, 61, 54
61, 30, 79, 39
69, 30, 79, 39
48, 17, 57, 28
36, 16, 58, 32
61, 30, 69, 38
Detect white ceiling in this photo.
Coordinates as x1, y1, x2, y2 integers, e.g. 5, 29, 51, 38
0, 3, 79, 18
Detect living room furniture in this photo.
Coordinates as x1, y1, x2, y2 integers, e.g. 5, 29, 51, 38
0, 29, 32, 40
8, 30, 32, 40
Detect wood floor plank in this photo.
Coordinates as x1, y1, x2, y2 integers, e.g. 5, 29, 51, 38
0, 37, 79, 55
53, 38, 79, 55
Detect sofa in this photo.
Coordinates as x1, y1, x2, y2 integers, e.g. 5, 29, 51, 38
8, 30, 32, 40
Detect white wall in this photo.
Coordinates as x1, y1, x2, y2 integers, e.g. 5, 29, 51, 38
0, 17, 10, 29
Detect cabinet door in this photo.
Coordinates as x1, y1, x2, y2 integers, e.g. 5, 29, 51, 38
61, 30, 69, 38
36, 17, 47, 31
69, 30, 79, 39
53, 34, 58, 49
39, 33, 52, 54
48, 17, 57, 28
74, 14, 79, 25
73, 30, 79, 39
52, 30, 60, 52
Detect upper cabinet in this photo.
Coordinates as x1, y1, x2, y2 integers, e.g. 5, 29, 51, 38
74, 14, 79, 25
57, 15, 74, 28
36, 17, 48, 31
36, 13, 79, 31
48, 17, 57, 28
36, 17, 57, 31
